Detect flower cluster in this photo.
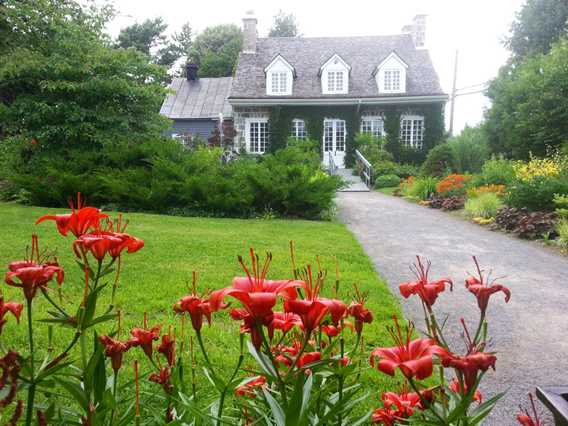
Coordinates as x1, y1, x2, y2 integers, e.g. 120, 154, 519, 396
435, 174, 472, 196
369, 256, 511, 424
513, 156, 562, 182
467, 184, 506, 198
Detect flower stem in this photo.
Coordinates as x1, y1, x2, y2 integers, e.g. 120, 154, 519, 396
25, 300, 35, 426
337, 321, 345, 426
195, 330, 212, 367
259, 325, 288, 403
109, 369, 119, 425
216, 336, 245, 426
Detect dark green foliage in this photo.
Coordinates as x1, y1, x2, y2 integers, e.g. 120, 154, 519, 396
393, 163, 420, 178
506, 175, 568, 211
5, 139, 340, 219
505, 0, 568, 60
374, 174, 400, 189
447, 126, 490, 173
116, 18, 168, 56
421, 144, 454, 177
189, 25, 242, 77
383, 109, 402, 160
398, 146, 427, 165
485, 39, 568, 159
268, 10, 300, 37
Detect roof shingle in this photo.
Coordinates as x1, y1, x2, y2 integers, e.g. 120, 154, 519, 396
230, 35, 445, 99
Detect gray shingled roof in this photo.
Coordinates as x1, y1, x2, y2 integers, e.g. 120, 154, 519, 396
230, 35, 445, 99
160, 77, 233, 119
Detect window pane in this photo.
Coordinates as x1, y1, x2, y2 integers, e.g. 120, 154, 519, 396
290, 119, 307, 139
324, 121, 333, 152
392, 70, 400, 91
400, 119, 412, 147
327, 72, 335, 92
336, 72, 343, 91
361, 117, 384, 138
336, 120, 345, 151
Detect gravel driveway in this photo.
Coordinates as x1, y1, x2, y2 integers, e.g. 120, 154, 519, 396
336, 191, 568, 425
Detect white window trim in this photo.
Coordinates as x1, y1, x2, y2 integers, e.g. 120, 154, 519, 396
400, 114, 424, 149
290, 119, 307, 140
245, 117, 269, 154
320, 54, 350, 95
375, 52, 408, 94
265, 55, 294, 96
360, 116, 385, 138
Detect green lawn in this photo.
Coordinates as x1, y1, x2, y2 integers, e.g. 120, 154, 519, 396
0, 202, 403, 416
376, 186, 398, 196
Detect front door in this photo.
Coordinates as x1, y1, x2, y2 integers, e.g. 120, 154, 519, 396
323, 119, 346, 169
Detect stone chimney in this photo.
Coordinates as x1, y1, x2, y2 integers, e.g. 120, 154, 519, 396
242, 11, 258, 54
402, 14, 427, 48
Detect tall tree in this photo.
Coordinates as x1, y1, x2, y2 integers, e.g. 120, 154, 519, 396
268, 10, 300, 37
505, 0, 568, 61
484, 39, 568, 158
189, 24, 242, 77
116, 17, 168, 56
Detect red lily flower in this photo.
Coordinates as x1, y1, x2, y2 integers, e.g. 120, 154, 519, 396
5, 235, 64, 302
36, 193, 107, 237
129, 323, 161, 360
284, 265, 345, 333
321, 324, 340, 337
348, 284, 374, 334
271, 312, 302, 335
449, 378, 482, 402
98, 336, 130, 373
157, 333, 176, 367
443, 351, 496, 389
73, 232, 125, 262
149, 367, 172, 393
399, 256, 452, 309
297, 351, 321, 368
370, 318, 448, 380
209, 249, 304, 347
235, 375, 266, 397
517, 394, 542, 426
100, 215, 144, 258
173, 294, 212, 332
465, 257, 510, 316
0, 298, 23, 334
371, 390, 428, 425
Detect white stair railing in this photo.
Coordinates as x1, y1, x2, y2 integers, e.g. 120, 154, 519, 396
355, 149, 372, 189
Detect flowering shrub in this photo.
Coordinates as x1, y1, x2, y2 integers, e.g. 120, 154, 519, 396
435, 174, 472, 196
467, 184, 506, 198
1, 194, 516, 424
513, 156, 562, 182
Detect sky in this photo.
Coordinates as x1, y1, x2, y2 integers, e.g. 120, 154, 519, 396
105, 0, 526, 134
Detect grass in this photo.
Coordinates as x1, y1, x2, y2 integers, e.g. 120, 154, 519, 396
0, 202, 404, 417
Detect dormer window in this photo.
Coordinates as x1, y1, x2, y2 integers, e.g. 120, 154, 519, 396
383, 69, 401, 92
264, 54, 295, 96
271, 72, 288, 94
320, 54, 350, 95
375, 52, 408, 94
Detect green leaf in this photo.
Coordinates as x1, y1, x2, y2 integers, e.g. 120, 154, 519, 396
468, 392, 506, 425
56, 378, 89, 412
262, 388, 286, 426
247, 340, 277, 379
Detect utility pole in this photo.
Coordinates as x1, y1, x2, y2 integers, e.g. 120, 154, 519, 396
449, 49, 459, 136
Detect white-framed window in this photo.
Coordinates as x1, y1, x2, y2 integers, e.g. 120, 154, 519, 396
265, 55, 294, 96
327, 71, 345, 93
400, 115, 424, 149
245, 118, 269, 154
321, 54, 350, 95
270, 72, 288, 94
376, 52, 407, 94
360, 116, 384, 138
290, 119, 307, 140
383, 69, 401, 92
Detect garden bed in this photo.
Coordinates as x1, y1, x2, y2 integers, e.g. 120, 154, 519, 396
0, 201, 403, 420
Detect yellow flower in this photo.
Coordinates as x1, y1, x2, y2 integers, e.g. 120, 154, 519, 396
513, 156, 561, 182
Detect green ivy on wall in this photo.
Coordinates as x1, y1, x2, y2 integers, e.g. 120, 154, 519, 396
266, 102, 445, 165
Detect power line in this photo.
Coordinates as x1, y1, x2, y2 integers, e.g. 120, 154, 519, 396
456, 82, 488, 92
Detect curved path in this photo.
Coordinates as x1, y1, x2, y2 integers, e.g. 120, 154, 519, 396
337, 191, 568, 425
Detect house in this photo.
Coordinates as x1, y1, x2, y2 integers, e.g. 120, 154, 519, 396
228, 13, 447, 168
160, 64, 234, 146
